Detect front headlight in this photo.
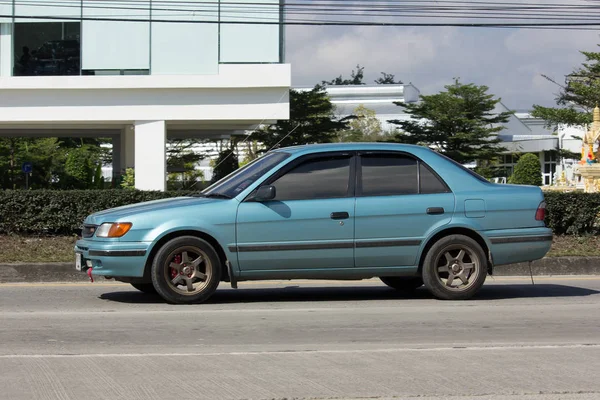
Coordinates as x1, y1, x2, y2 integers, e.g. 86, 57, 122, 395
95, 222, 132, 238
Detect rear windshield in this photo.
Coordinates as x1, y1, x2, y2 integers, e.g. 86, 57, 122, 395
437, 153, 490, 183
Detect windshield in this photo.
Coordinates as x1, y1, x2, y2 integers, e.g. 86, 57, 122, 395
200, 151, 291, 198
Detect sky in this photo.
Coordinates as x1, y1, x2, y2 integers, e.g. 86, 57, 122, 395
284, 15, 600, 111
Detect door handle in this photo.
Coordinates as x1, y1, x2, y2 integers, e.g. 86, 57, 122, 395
330, 212, 350, 220
427, 207, 445, 215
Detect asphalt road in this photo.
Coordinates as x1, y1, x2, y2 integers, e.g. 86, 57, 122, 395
1, 276, 600, 400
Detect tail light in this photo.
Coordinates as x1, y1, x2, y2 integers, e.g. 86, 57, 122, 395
535, 201, 546, 221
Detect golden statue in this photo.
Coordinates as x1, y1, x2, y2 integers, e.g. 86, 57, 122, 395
580, 105, 600, 164
574, 105, 600, 192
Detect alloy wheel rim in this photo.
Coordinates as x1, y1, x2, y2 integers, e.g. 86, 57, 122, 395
434, 245, 480, 292
164, 246, 211, 295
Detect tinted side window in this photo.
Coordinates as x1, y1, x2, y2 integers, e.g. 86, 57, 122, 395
420, 163, 449, 194
271, 156, 351, 201
361, 155, 418, 196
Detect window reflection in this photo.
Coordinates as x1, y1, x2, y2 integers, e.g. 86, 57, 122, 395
13, 22, 80, 76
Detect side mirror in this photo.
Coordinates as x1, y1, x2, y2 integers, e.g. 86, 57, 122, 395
253, 185, 276, 202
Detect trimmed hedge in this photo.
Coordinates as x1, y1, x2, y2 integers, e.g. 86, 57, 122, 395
1, 190, 600, 236
543, 191, 600, 236
0, 190, 193, 235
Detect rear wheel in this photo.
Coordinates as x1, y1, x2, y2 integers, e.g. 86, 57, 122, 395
422, 234, 487, 300
151, 236, 221, 304
130, 283, 156, 294
380, 277, 423, 292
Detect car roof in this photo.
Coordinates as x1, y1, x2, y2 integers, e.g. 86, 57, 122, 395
272, 142, 428, 156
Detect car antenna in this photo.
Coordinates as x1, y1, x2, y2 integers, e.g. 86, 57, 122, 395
528, 261, 535, 285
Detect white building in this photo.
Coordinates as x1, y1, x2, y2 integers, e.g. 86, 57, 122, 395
0, 1, 290, 191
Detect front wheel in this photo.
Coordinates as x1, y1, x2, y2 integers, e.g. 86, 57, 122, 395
151, 236, 222, 304
422, 234, 487, 300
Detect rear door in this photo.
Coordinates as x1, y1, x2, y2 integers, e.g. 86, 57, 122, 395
354, 151, 455, 268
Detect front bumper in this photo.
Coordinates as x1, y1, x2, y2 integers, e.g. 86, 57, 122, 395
74, 239, 152, 278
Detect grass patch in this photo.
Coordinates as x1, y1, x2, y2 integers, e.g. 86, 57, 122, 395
0, 235, 78, 263
0, 235, 599, 264
547, 235, 600, 257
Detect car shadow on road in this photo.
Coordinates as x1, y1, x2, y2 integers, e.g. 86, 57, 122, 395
98, 282, 600, 305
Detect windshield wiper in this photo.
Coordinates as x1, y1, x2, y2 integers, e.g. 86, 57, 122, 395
191, 192, 232, 199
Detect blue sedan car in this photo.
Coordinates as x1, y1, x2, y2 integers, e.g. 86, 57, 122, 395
75, 143, 552, 303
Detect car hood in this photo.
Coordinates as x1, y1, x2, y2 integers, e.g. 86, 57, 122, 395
85, 196, 224, 225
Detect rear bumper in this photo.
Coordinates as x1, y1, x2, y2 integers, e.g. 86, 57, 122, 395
74, 239, 152, 278
484, 227, 553, 266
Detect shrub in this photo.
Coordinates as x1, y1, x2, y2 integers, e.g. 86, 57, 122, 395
1, 190, 599, 236
0, 190, 193, 235
508, 153, 542, 186
543, 191, 600, 235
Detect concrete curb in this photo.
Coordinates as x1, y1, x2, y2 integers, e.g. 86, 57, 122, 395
1, 257, 599, 283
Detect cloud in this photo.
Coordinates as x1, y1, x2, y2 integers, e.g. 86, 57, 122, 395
284, 11, 600, 110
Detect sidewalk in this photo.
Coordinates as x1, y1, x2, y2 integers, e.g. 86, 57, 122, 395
1, 257, 599, 283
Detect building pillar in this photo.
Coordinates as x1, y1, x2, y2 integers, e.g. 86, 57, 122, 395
134, 120, 166, 191
111, 134, 122, 182
121, 125, 135, 170
0, 23, 13, 77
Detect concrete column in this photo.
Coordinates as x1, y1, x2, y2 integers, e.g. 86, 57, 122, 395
134, 120, 166, 191
0, 23, 13, 77
111, 134, 122, 181
121, 125, 135, 170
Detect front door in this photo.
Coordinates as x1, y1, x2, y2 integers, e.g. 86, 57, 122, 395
354, 152, 455, 268
235, 152, 356, 272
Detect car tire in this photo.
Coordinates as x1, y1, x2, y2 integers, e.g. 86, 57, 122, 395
422, 234, 487, 300
130, 283, 157, 294
151, 236, 222, 304
380, 277, 423, 292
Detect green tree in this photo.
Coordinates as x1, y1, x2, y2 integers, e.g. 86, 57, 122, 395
338, 105, 390, 142
120, 168, 135, 190
93, 164, 104, 189
64, 146, 96, 189
0, 136, 107, 189
374, 72, 403, 85
322, 65, 365, 86
508, 153, 542, 186
532, 47, 600, 128
253, 85, 352, 150
0, 137, 66, 189
532, 45, 600, 161
388, 79, 510, 164
211, 148, 239, 184
166, 138, 207, 190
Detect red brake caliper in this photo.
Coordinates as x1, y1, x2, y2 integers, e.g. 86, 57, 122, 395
170, 254, 182, 280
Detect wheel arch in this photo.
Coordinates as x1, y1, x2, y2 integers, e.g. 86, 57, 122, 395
142, 230, 230, 283
417, 227, 493, 275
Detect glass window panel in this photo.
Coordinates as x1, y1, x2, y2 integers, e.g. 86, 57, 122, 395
271, 156, 351, 201
220, 0, 280, 63
13, 22, 80, 76
361, 155, 418, 196
151, 0, 218, 75
419, 163, 449, 194
82, 1, 149, 70
0, 3, 12, 23
15, 0, 81, 22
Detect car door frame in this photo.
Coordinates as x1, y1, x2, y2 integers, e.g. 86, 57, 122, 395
232, 150, 358, 275
353, 149, 455, 268
354, 150, 452, 197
